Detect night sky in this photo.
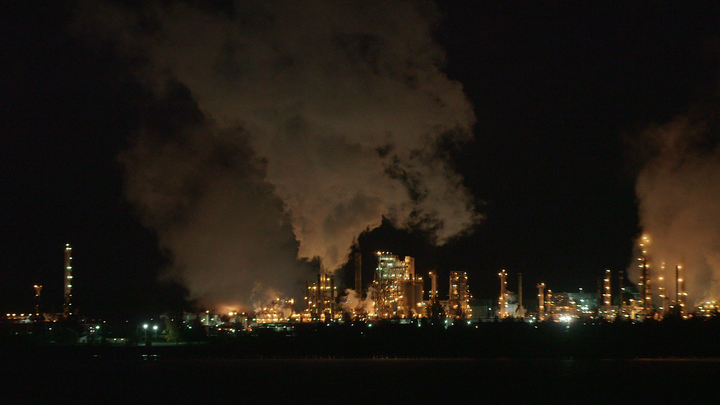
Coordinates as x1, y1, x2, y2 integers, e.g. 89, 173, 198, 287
3, 1, 719, 319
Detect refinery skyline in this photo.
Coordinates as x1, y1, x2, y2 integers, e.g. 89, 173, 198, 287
3, 2, 720, 318
5, 242, 716, 324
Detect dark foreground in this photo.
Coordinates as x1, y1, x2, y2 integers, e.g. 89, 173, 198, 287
2, 353, 719, 404
3, 320, 720, 403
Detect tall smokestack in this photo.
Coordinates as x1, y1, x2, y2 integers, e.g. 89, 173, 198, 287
354, 251, 362, 297
498, 270, 507, 318
330, 274, 336, 320
675, 264, 679, 312
517, 273, 523, 317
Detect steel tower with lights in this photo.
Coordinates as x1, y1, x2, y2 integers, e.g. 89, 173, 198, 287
637, 236, 652, 316
63, 243, 73, 317
537, 283, 546, 320
33, 284, 42, 316
498, 270, 507, 318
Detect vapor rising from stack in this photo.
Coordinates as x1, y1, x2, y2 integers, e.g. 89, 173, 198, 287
77, 1, 479, 309
635, 109, 720, 306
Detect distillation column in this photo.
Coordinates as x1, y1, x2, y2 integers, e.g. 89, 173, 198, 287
658, 262, 668, 316
637, 236, 652, 315
603, 269, 611, 307
429, 271, 438, 302
34, 284, 42, 316
639, 258, 652, 314
546, 289, 553, 318
537, 283, 545, 320
677, 265, 686, 316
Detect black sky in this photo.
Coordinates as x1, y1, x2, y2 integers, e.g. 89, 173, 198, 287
2, 1, 719, 318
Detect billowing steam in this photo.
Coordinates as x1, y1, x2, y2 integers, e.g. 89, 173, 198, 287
78, 1, 478, 309
341, 288, 375, 317
635, 115, 720, 305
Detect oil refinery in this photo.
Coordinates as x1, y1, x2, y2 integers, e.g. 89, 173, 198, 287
4, 242, 720, 346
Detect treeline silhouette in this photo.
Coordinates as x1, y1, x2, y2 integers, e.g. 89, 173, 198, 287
3, 316, 720, 360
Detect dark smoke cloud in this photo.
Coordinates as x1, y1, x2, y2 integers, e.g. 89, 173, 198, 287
118, 82, 311, 310
635, 112, 720, 305
78, 0, 479, 309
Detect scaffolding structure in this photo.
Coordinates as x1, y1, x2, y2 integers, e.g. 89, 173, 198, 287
448, 271, 472, 319
305, 272, 337, 321
373, 252, 422, 319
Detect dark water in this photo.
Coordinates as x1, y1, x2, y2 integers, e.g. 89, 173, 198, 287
4, 356, 719, 404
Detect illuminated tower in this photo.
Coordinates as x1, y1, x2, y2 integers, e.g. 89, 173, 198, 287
676, 265, 686, 316
34, 284, 43, 316
498, 270, 507, 318
658, 262, 668, 316
638, 258, 652, 313
449, 271, 470, 319
537, 283, 545, 320
517, 273, 524, 317
306, 272, 337, 321
603, 269, 611, 307
63, 243, 73, 317
637, 236, 652, 315
428, 271, 438, 302
373, 252, 414, 318
546, 289, 553, 316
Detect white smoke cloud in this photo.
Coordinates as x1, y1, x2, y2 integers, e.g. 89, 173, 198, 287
120, 122, 311, 309
340, 288, 375, 316
79, 0, 478, 308
635, 116, 720, 305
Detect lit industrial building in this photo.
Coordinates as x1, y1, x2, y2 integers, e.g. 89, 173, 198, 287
496, 270, 522, 319
257, 299, 295, 324
447, 271, 472, 319
372, 252, 424, 319
304, 272, 338, 322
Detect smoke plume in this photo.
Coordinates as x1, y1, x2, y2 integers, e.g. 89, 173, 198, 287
635, 114, 720, 305
79, 0, 478, 309
340, 288, 375, 317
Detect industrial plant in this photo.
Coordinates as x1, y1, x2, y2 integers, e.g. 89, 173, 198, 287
253, 251, 472, 325
4, 240, 720, 348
